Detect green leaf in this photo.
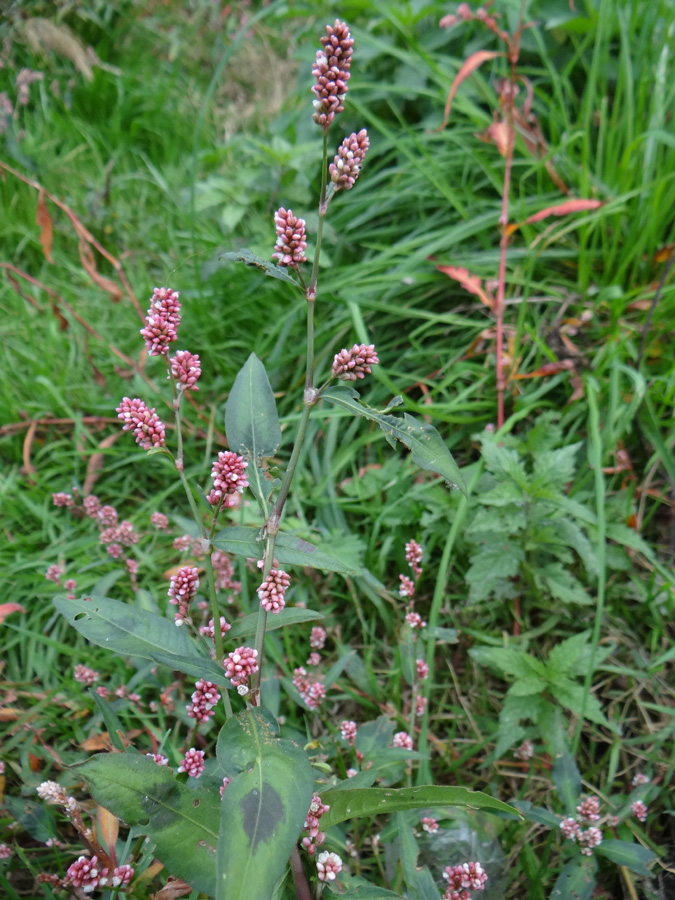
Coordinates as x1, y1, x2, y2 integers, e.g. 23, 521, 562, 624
323, 387, 466, 495
220, 249, 301, 287
54, 594, 224, 683
549, 856, 596, 900
80, 751, 219, 896
548, 681, 610, 727
225, 353, 282, 515
90, 690, 126, 750
510, 800, 561, 828
398, 813, 442, 900
552, 743, 581, 813
400, 627, 416, 686
323, 650, 356, 690
212, 526, 357, 575
228, 607, 325, 640
595, 840, 657, 876
215, 707, 313, 900
539, 564, 593, 606
469, 647, 547, 681
547, 632, 591, 677
325, 872, 402, 898
319, 786, 519, 828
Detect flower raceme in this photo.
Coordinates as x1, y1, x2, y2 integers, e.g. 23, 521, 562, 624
209, 451, 249, 505
332, 343, 379, 381
330, 130, 370, 190
272, 208, 308, 269
311, 20, 354, 129
116, 397, 166, 450
139, 286, 181, 356
257, 568, 291, 613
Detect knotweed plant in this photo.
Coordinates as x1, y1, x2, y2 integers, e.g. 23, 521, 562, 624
37, 17, 513, 900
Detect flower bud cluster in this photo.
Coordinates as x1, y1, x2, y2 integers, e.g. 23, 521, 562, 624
257, 568, 291, 613
224, 646, 259, 687
186, 679, 221, 724
393, 731, 413, 751
116, 397, 166, 450
331, 343, 379, 381
73, 664, 99, 685
303, 794, 330, 855
514, 739, 534, 761
272, 208, 307, 269
340, 720, 358, 746
311, 20, 353, 128
442, 861, 488, 900
168, 565, 200, 625
209, 451, 249, 506
317, 850, 343, 882
177, 748, 205, 777
310, 626, 327, 650
170, 350, 201, 392
293, 667, 326, 709
330, 130, 369, 190
140, 287, 181, 356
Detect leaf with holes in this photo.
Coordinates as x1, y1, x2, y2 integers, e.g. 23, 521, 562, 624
225, 353, 282, 515
323, 388, 466, 494
80, 751, 219, 895
319, 785, 518, 828
215, 707, 313, 900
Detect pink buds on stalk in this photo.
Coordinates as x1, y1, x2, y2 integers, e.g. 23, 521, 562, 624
257, 568, 291, 613
140, 287, 181, 356
273, 208, 307, 268
311, 20, 354, 129
170, 350, 201, 392
330, 130, 370, 190
332, 343, 379, 381
224, 646, 259, 688
116, 397, 166, 450
210, 451, 249, 504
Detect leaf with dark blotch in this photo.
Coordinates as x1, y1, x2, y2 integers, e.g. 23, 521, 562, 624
215, 707, 313, 900
80, 751, 219, 896
212, 525, 357, 575
219, 249, 301, 287
318, 786, 519, 828
323, 388, 466, 495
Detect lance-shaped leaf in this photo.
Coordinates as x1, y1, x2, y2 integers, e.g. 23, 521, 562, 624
323, 388, 466, 495
595, 840, 657, 877
398, 813, 442, 900
53, 594, 229, 687
225, 353, 282, 515
550, 856, 596, 900
80, 751, 219, 896
220, 249, 301, 287
319, 785, 518, 828
228, 607, 324, 640
215, 707, 313, 900
212, 525, 357, 575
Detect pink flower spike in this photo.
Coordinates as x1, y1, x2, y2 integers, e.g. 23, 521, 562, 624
406, 610, 426, 630
514, 739, 534, 761
257, 568, 291, 614
211, 451, 249, 498
74, 664, 99, 685
187, 679, 221, 724
45, 564, 63, 584
340, 720, 357, 746
151, 511, 170, 530
200, 616, 232, 639
399, 574, 415, 598
310, 626, 327, 649
316, 850, 343, 882
307, 651, 321, 666
332, 343, 379, 381
330, 129, 370, 190
631, 800, 648, 822
177, 748, 205, 778
393, 731, 413, 750
405, 539, 423, 576
224, 646, 259, 687
632, 773, 650, 786
220, 776, 231, 798
421, 816, 439, 834
311, 19, 354, 128
415, 695, 428, 716
140, 287, 181, 356
171, 350, 201, 392
83, 495, 101, 518
146, 752, 169, 766
110, 865, 134, 888
52, 492, 74, 507
116, 397, 166, 450
576, 796, 601, 822
578, 826, 603, 856
416, 658, 429, 680
560, 817, 582, 842
272, 208, 307, 268
65, 855, 108, 892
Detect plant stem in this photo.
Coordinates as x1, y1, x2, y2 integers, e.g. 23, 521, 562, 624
289, 845, 312, 900
249, 132, 328, 702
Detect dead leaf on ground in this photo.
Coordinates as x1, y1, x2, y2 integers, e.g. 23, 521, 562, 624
36, 191, 54, 263
79, 240, 123, 303
96, 805, 119, 858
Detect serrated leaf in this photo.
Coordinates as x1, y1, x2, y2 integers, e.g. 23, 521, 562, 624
549, 856, 596, 900
465, 544, 523, 602
532, 444, 581, 490
469, 647, 547, 681
323, 387, 466, 495
595, 839, 657, 876
80, 751, 219, 895
212, 526, 357, 575
219, 249, 301, 287
54, 595, 220, 683
228, 607, 324, 640
548, 681, 610, 727
547, 632, 591, 677
225, 353, 282, 515
215, 708, 313, 900
319, 785, 519, 828
539, 564, 593, 606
